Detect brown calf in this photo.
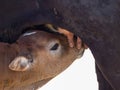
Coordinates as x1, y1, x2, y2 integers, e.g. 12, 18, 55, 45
0, 30, 84, 90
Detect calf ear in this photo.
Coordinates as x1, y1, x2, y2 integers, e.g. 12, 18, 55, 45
9, 56, 31, 71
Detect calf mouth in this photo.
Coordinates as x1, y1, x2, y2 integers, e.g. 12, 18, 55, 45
28, 77, 53, 89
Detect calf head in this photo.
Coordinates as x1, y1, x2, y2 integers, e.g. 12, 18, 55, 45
9, 30, 84, 79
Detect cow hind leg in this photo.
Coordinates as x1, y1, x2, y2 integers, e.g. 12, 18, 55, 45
95, 64, 113, 90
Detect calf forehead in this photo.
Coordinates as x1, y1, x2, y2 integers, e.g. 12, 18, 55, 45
22, 31, 59, 39
18, 31, 64, 46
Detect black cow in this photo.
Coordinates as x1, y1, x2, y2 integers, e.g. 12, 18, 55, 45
0, 0, 120, 90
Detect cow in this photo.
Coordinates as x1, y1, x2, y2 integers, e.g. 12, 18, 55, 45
0, 0, 120, 90
0, 30, 84, 90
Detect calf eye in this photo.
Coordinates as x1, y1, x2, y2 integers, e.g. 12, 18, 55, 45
50, 43, 59, 50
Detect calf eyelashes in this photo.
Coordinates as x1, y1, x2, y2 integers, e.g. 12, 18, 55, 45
50, 43, 59, 50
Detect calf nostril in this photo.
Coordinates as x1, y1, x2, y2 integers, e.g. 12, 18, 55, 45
29, 58, 33, 63
27, 54, 33, 63
50, 43, 59, 50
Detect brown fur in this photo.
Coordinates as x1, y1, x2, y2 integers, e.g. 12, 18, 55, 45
0, 30, 84, 90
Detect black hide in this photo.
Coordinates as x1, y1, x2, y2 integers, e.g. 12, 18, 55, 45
0, 0, 120, 90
